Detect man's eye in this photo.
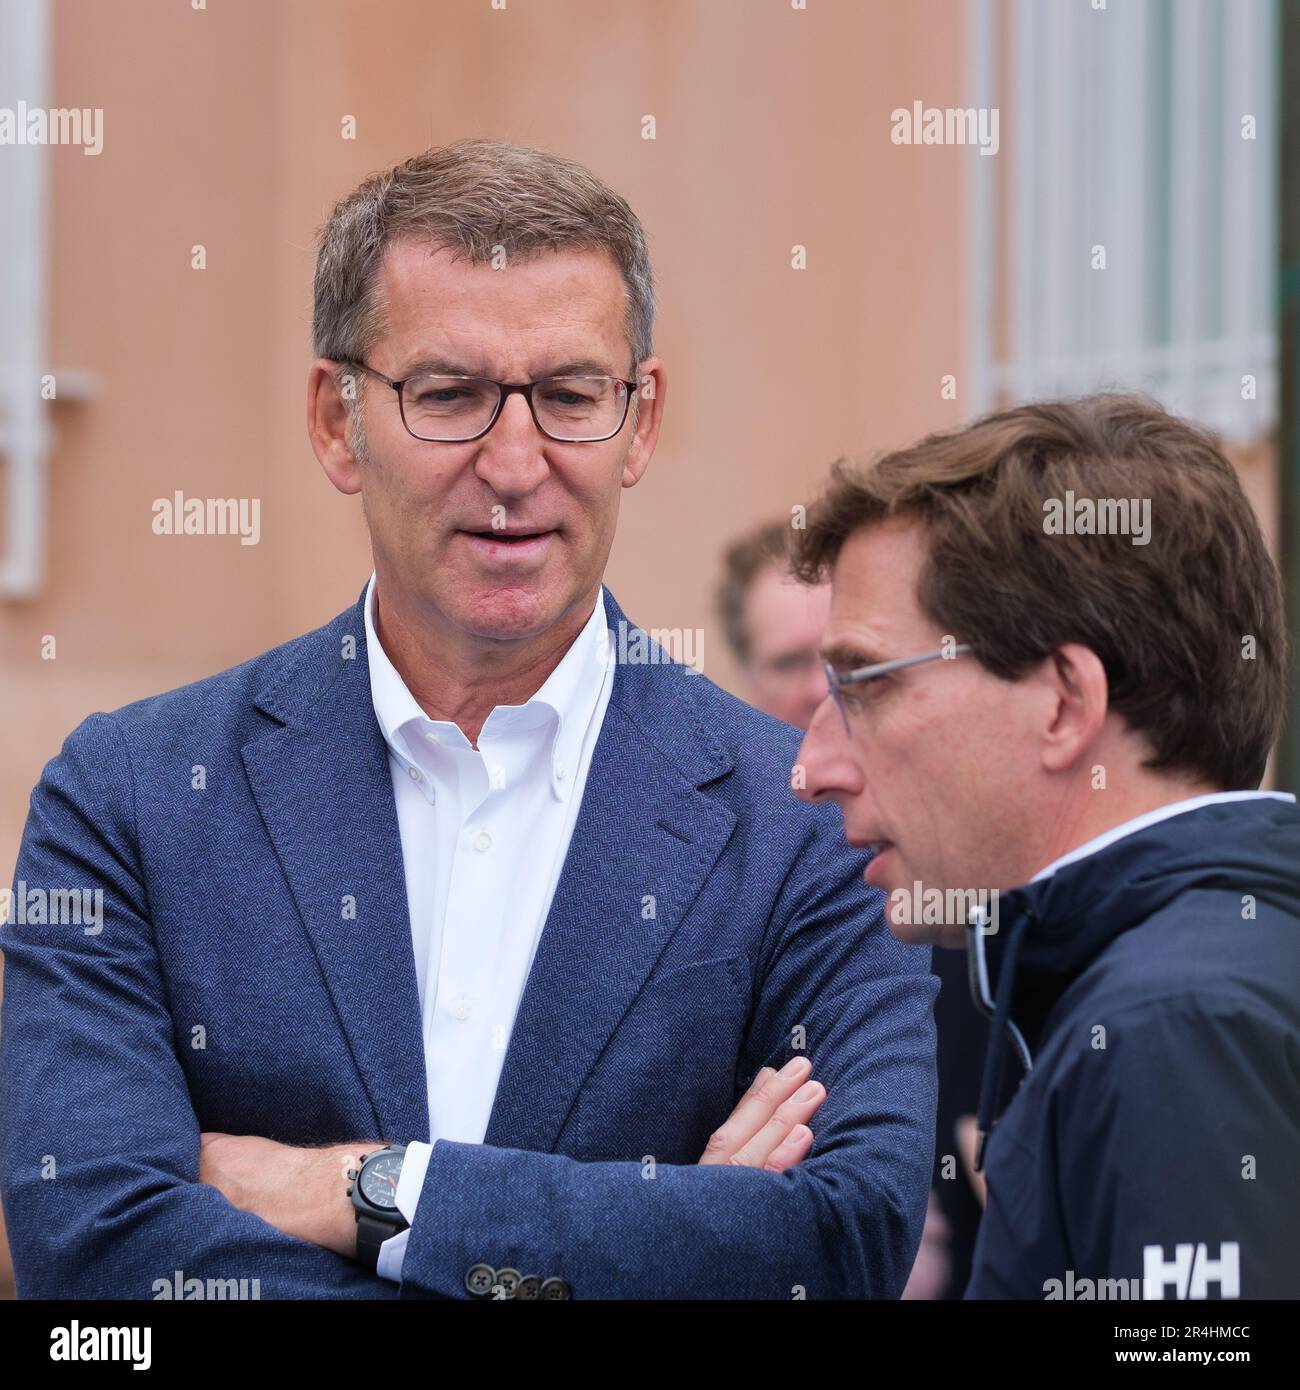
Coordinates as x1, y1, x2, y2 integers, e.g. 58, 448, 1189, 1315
842, 679, 886, 711
541, 386, 598, 409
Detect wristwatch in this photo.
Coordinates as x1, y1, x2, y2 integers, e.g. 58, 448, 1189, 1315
348, 1144, 409, 1271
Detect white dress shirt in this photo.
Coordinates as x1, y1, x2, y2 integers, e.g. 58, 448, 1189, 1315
358, 573, 617, 1282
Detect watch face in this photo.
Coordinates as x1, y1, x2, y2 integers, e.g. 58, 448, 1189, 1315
359, 1152, 403, 1210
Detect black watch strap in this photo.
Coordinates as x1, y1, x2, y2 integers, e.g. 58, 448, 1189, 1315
356, 1210, 406, 1273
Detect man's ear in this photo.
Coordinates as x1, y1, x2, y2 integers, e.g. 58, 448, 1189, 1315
307, 360, 364, 496
621, 357, 666, 489
1039, 642, 1109, 773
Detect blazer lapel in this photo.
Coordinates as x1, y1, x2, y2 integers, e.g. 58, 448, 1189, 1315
484, 589, 737, 1153
238, 584, 737, 1158
241, 588, 429, 1146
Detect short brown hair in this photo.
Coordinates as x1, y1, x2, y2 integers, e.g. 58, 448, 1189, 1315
791, 394, 1288, 789
312, 138, 655, 372
717, 519, 795, 663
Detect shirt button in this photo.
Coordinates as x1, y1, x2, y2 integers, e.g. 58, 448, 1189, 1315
451, 996, 473, 1021
554, 759, 567, 780
472, 830, 491, 853
407, 766, 421, 781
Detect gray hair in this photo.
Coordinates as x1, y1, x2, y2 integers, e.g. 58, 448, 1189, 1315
312, 138, 656, 377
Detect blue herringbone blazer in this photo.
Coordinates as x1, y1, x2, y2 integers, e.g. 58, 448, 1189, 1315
1, 584, 937, 1299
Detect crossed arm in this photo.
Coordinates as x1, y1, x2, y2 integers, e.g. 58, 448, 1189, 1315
197, 1056, 830, 1261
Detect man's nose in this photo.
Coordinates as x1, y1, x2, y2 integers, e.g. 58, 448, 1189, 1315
792, 695, 855, 805
472, 392, 550, 497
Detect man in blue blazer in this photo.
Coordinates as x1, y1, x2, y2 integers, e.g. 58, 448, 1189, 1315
0, 140, 936, 1300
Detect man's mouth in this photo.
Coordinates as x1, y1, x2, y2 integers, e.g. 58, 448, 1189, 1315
459, 527, 554, 542
456, 527, 557, 558
857, 839, 896, 888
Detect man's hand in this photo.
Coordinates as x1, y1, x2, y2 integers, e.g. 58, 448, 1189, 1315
697, 1056, 826, 1171
199, 1132, 380, 1260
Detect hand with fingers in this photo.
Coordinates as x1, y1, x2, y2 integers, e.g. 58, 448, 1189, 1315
696, 1055, 826, 1172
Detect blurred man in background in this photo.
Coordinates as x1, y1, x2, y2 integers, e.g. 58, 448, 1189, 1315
717, 519, 830, 730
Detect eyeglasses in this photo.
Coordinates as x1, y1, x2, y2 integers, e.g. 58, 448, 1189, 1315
824, 643, 972, 734
343, 361, 638, 443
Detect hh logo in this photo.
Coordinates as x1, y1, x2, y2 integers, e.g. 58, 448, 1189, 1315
1142, 1243, 1240, 1299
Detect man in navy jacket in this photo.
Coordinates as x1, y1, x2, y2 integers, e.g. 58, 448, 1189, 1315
0, 140, 936, 1300
792, 393, 1300, 1300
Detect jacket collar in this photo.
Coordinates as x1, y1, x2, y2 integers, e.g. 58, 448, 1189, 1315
969, 794, 1300, 1170
252, 581, 733, 786
978, 793, 1297, 1054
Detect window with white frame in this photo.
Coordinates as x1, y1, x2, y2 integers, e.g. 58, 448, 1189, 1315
965, 0, 1278, 443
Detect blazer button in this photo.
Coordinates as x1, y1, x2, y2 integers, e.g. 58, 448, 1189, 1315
493, 1267, 522, 1298
514, 1274, 542, 1300
465, 1263, 496, 1297
539, 1277, 572, 1300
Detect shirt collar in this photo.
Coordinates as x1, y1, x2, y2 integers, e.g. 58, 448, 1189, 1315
523, 585, 611, 799
364, 572, 610, 801
1030, 789, 1298, 883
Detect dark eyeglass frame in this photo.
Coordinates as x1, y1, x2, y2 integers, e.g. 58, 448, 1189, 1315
824, 643, 972, 734
342, 360, 639, 443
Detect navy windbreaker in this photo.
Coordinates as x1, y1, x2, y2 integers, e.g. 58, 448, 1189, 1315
964, 796, 1300, 1300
